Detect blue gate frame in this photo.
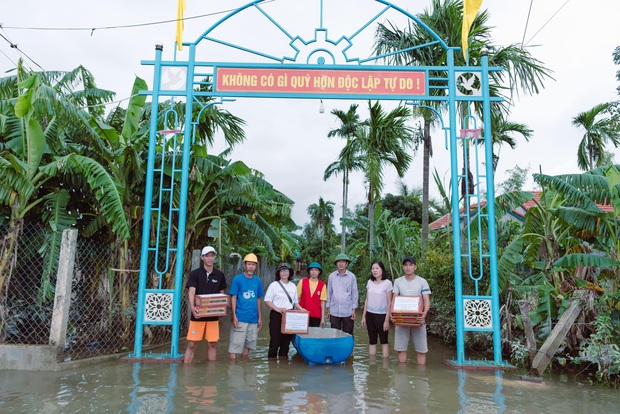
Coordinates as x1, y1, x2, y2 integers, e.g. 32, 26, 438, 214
130, 0, 508, 368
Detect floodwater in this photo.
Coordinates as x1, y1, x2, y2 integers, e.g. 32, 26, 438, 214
2, 314, 619, 413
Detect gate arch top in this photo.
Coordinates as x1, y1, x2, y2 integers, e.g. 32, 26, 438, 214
183, 0, 450, 66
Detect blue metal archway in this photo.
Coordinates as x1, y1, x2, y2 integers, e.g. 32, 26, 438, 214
130, 0, 506, 368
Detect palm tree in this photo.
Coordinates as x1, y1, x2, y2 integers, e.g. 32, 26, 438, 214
324, 104, 363, 253
307, 197, 336, 260
374, 0, 552, 248
572, 103, 620, 171
489, 113, 533, 172
345, 101, 413, 253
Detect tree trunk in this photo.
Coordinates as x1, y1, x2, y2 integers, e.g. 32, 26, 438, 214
518, 300, 537, 366
421, 119, 431, 250
0, 216, 22, 341
368, 183, 375, 254
341, 170, 348, 253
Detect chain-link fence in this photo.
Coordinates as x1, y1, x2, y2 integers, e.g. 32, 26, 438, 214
2, 222, 52, 345
2, 223, 173, 361
2, 223, 280, 361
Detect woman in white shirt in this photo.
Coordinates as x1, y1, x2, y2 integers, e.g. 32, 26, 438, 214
265, 263, 304, 358
361, 260, 393, 358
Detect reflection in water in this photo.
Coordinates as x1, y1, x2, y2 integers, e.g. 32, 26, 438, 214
2, 317, 620, 413
128, 362, 178, 414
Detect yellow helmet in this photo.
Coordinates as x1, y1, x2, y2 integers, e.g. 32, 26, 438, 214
243, 253, 258, 264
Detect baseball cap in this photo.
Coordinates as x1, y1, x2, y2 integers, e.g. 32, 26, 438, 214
402, 256, 416, 265
201, 246, 217, 255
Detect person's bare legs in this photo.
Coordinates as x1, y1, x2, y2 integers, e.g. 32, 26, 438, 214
207, 342, 217, 361
381, 343, 390, 358
368, 344, 377, 356
183, 341, 198, 364
241, 347, 251, 357
398, 350, 407, 363
229, 352, 237, 360
417, 352, 427, 365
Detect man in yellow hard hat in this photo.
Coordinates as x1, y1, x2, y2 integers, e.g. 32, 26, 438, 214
228, 253, 264, 359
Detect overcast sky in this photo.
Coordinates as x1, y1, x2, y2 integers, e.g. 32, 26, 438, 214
3, 0, 619, 230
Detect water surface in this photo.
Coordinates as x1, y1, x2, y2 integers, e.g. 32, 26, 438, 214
1, 315, 618, 413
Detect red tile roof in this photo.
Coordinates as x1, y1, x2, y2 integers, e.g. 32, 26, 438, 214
429, 191, 614, 230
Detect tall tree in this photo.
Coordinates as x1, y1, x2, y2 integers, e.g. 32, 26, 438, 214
572, 102, 619, 171
324, 104, 363, 253
344, 101, 413, 253
489, 113, 533, 172
307, 197, 336, 261
374, 0, 551, 248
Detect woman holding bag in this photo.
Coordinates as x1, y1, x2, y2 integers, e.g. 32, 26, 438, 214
264, 263, 304, 358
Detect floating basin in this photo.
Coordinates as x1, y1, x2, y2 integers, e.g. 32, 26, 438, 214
293, 327, 354, 365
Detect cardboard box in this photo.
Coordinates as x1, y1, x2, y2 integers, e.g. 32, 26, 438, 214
196, 305, 227, 318
280, 310, 310, 334
195, 293, 229, 307
392, 314, 424, 327
391, 295, 424, 327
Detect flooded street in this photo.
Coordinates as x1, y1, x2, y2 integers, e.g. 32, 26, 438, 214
2, 314, 619, 413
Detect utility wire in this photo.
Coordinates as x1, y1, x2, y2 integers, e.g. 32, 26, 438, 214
520, 0, 534, 48
524, 0, 570, 47
0, 1, 275, 74
0, 47, 18, 68
0, 29, 44, 70
1, 1, 275, 35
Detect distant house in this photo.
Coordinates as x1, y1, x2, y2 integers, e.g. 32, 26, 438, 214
429, 191, 613, 231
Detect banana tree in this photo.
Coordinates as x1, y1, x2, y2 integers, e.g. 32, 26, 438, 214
0, 65, 129, 337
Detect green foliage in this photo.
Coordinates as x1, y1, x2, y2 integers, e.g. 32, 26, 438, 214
505, 338, 530, 367
577, 302, 620, 383
418, 245, 456, 343
382, 192, 424, 222
498, 165, 530, 194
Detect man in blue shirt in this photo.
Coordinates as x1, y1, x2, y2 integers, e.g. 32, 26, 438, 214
228, 253, 264, 359
326, 253, 358, 335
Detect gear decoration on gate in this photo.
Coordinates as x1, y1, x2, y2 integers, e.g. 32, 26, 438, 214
288, 29, 353, 65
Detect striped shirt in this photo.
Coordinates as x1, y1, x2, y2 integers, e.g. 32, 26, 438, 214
326, 270, 358, 317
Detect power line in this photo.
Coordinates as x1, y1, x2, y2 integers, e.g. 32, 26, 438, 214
0, 1, 275, 35
0, 47, 18, 68
520, 0, 534, 48
0, 28, 44, 71
524, 0, 570, 47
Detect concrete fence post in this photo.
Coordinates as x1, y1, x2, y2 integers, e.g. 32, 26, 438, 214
49, 229, 78, 348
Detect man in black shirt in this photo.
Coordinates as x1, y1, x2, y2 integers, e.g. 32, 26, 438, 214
183, 246, 227, 363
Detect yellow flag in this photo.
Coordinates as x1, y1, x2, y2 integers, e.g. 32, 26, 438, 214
176, 0, 186, 51
462, 0, 483, 60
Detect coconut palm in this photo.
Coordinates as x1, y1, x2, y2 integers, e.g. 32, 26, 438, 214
307, 197, 336, 239
572, 103, 620, 171
489, 113, 533, 172
374, 0, 552, 248
324, 104, 363, 253
344, 101, 413, 253
307, 197, 336, 259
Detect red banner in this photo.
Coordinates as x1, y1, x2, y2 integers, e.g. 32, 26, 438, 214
215, 67, 425, 96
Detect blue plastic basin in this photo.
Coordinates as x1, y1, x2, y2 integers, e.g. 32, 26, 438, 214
293, 327, 354, 365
